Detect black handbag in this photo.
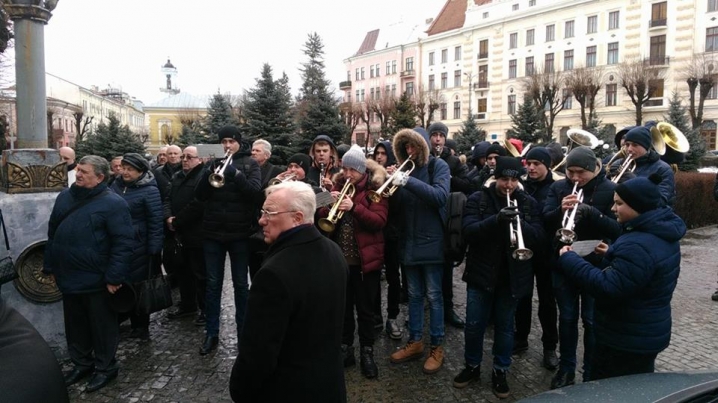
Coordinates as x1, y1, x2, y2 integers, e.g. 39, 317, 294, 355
134, 260, 173, 315
0, 210, 16, 286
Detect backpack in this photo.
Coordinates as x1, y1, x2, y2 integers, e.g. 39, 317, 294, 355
428, 157, 468, 263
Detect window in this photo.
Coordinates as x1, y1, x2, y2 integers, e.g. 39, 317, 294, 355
509, 32, 518, 49
406, 82, 414, 96
385, 85, 391, 95
440, 103, 447, 120
391, 84, 396, 97
526, 29, 535, 46
429, 52, 435, 66
361, 67, 365, 80
454, 70, 461, 87
562, 89, 572, 109
478, 98, 487, 113
565, 20, 574, 38
478, 64, 488, 87
508, 95, 517, 114
370, 88, 375, 100
370, 65, 375, 78
525, 56, 534, 75
607, 42, 619, 65
454, 101, 461, 119
405, 57, 414, 72
648, 79, 665, 105
509, 59, 517, 78
355, 68, 359, 81
529, 0, 536, 5
391, 60, 396, 74
609, 11, 620, 30
587, 15, 597, 33
386, 61, 391, 75
650, 35, 666, 65
546, 24, 555, 42
375, 87, 381, 98
441, 49, 448, 63
651, 2, 667, 27
479, 39, 489, 59
455, 46, 462, 61
429, 74, 435, 91
483, 11, 489, 18
512, 3, 519, 11
545, 53, 554, 73
360, 89, 365, 102
346, 71, 351, 81
441, 72, 448, 89
564, 50, 574, 70
375, 63, 380, 77
586, 45, 597, 67
710, 0, 718, 12
606, 84, 617, 106
707, 27, 718, 52
709, 78, 718, 99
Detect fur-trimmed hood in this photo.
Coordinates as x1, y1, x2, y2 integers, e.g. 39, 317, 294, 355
393, 128, 431, 167
332, 159, 388, 190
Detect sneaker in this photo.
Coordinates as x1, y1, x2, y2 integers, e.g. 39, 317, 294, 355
341, 344, 356, 367
422, 345, 444, 374
550, 370, 575, 389
359, 346, 378, 379
492, 368, 510, 399
453, 365, 480, 388
385, 319, 403, 340
543, 349, 559, 370
390, 340, 424, 364
512, 339, 529, 355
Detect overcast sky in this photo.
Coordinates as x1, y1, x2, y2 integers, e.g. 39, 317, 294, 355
36, 0, 446, 105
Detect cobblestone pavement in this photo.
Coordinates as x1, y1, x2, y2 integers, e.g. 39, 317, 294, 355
66, 225, 718, 402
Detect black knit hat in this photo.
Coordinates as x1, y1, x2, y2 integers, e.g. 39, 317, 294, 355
615, 173, 663, 213
337, 144, 351, 159
445, 139, 458, 153
218, 125, 241, 142
122, 152, 150, 173
495, 156, 524, 179
288, 153, 312, 173
472, 141, 491, 159
427, 122, 449, 137
486, 143, 507, 158
565, 146, 597, 172
525, 147, 552, 170
624, 126, 652, 151
615, 126, 636, 148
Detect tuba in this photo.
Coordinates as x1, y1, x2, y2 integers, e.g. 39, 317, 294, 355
652, 122, 690, 167
318, 180, 356, 233
552, 129, 600, 172
208, 150, 233, 188
367, 157, 415, 203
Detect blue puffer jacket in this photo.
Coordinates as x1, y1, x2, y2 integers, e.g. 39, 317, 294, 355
558, 206, 686, 354
110, 172, 164, 283
44, 184, 134, 294
391, 128, 450, 266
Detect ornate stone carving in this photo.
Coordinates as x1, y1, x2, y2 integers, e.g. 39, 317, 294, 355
2, 161, 66, 193
13, 241, 62, 303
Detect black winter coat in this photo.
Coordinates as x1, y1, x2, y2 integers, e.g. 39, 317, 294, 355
153, 162, 181, 202
163, 163, 205, 248
230, 225, 347, 403
462, 184, 544, 298
439, 147, 472, 194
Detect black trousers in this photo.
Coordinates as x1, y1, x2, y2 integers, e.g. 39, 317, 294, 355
383, 238, 403, 320
343, 267, 380, 347
177, 246, 207, 312
63, 291, 119, 374
514, 260, 558, 350
442, 258, 455, 310
591, 342, 657, 381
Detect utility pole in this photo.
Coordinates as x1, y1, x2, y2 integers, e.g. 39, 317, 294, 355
464, 72, 477, 120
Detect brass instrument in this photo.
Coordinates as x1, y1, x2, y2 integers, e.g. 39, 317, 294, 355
507, 193, 533, 260
268, 173, 297, 186
319, 162, 327, 191
367, 157, 415, 203
208, 150, 233, 188
552, 129, 600, 172
652, 122, 690, 168
556, 182, 583, 244
435, 145, 443, 155
504, 139, 533, 158
318, 180, 356, 233
610, 150, 636, 183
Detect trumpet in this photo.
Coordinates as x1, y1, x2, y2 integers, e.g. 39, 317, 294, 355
556, 182, 583, 244
367, 157, 415, 203
507, 193, 533, 261
318, 180, 356, 233
209, 150, 233, 188
268, 173, 296, 186
611, 152, 635, 183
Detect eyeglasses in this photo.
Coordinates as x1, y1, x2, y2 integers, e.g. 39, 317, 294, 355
260, 209, 296, 218
181, 155, 199, 160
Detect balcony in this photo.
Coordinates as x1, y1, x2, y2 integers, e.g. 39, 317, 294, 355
339, 80, 352, 90
400, 70, 415, 78
649, 18, 667, 28
473, 81, 490, 90
644, 56, 670, 67
477, 52, 489, 60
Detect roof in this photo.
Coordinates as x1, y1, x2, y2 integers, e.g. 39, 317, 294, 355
426, 0, 489, 36
353, 20, 430, 56
145, 92, 207, 109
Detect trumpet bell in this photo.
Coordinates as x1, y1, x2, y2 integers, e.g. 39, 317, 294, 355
567, 129, 600, 149
209, 174, 224, 188
367, 190, 382, 203
512, 248, 533, 261
556, 228, 577, 244
317, 218, 336, 233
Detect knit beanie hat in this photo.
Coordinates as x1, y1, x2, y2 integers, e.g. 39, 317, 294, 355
341, 145, 367, 174
623, 126, 652, 151
615, 126, 636, 148
288, 153, 312, 174
337, 144, 351, 159
486, 143, 508, 158
472, 141, 491, 159
445, 139, 458, 153
427, 122, 449, 137
546, 142, 564, 166
218, 125, 241, 142
122, 152, 150, 173
525, 147, 552, 170
565, 146, 597, 172
494, 156, 524, 179
615, 173, 663, 213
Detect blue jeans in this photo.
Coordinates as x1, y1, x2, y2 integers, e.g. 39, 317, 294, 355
464, 285, 518, 370
554, 278, 595, 380
203, 239, 249, 337
405, 264, 444, 346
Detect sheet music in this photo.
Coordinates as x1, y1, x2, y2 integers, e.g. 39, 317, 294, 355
570, 240, 602, 257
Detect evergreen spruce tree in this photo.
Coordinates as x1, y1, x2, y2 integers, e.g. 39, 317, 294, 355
296, 32, 347, 151
506, 96, 542, 143
455, 111, 485, 156
76, 113, 145, 161
389, 91, 417, 133
202, 92, 237, 143
665, 91, 706, 171
177, 125, 200, 148
584, 115, 613, 160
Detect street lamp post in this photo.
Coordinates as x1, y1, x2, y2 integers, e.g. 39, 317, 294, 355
464, 72, 477, 121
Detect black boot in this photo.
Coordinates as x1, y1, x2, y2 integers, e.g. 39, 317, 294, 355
445, 308, 465, 329
360, 346, 378, 379
550, 369, 575, 389
543, 349, 559, 370
341, 344, 356, 367
492, 368, 510, 399
199, 335, 219, 355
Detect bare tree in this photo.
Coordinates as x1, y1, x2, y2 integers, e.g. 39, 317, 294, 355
617, 57, 665, 126
564, 65, 604, 129
73, 112, 94, 143
371, 93, 395, 137
681, 52, 717, 129
414, 87, 442, 129
346, 103, 362, 139
522, 66, 567, 143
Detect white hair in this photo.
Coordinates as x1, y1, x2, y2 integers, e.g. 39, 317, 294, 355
253, 139, 272, 158
265, 181, 315, 224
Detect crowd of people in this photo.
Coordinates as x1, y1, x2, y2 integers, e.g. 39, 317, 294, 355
27, 121, 688, 401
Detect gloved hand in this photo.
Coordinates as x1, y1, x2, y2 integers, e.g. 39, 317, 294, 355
497, 206, 519, 223
574, 203, 595, 223
392, 171, 409, 187
223, 162, 237, 178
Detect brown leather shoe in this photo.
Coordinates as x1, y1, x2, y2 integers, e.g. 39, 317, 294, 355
423, 345, 444, 374
390, 340, 424, 363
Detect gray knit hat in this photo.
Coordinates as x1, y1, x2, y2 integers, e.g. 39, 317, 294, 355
565, 146, 597, 172
341, 145, 366, 174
